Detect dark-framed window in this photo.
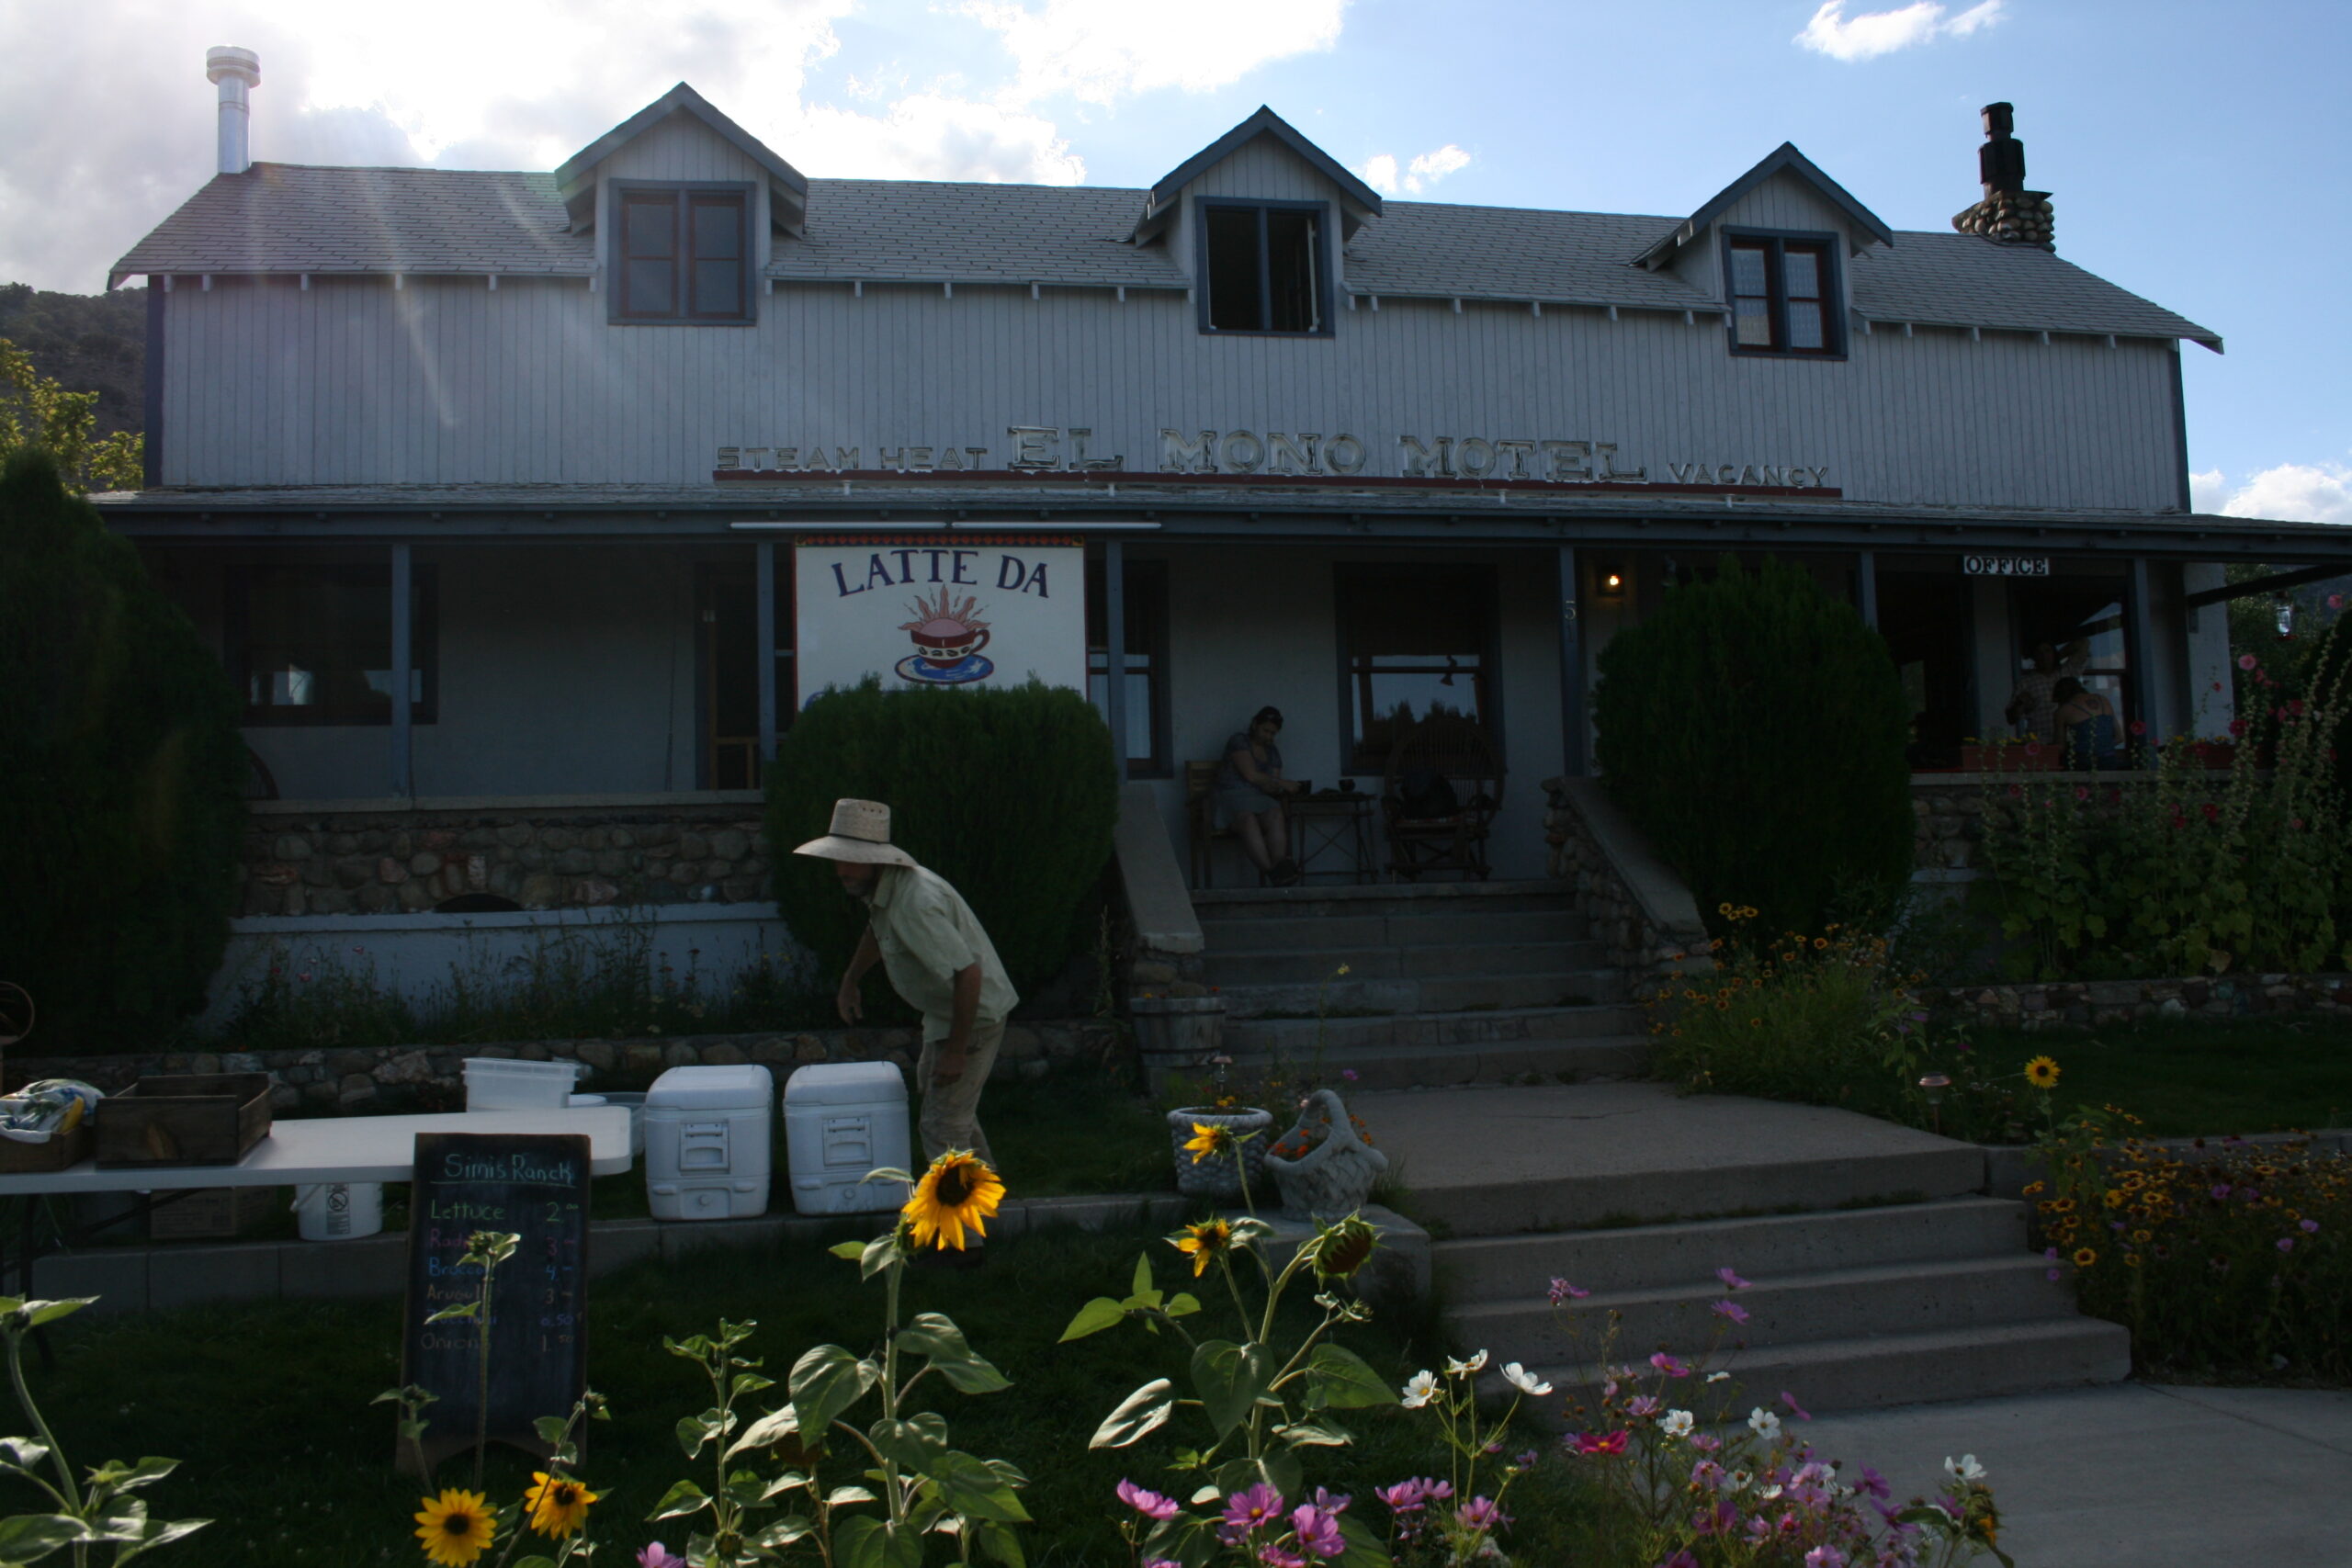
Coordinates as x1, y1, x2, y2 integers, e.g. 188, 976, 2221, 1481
224, 562, 438, 727
1087, 558, 1171, 778
1723, 230, 1842, 358
1335, 564, 1498, 773
1197, 198, 1330, 335
612, 182, 753, 325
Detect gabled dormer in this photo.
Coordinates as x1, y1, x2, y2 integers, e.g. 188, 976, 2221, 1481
1132, 107, 1383, 337
1635, 142, 1893, 360
553, 83, 808, 326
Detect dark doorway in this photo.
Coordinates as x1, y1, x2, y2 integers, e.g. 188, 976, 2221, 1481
695, 556, 789, 789
1879, 573, 1976, 769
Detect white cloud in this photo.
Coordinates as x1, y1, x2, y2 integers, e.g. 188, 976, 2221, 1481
2208, 463, 2352, 526
958, 0, 1347, 107
1794, 0, 2005, 62
2189, 468, 2229, 513
1357, 142, 1471, 197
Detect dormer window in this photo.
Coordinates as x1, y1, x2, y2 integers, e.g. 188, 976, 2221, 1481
612, 183, 752, 325
1724, 231, 1841, 358
1199, 199, 1329, 336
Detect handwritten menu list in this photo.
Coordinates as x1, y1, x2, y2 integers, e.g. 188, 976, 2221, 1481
400, 1134, 592, 1470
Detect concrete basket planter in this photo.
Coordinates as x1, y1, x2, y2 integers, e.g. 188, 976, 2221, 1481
1263, 1089, 1389, 1221
1167, 1106, 1272, 1201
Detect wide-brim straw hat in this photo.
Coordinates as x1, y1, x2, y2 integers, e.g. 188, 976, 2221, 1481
793, 798, 917, 867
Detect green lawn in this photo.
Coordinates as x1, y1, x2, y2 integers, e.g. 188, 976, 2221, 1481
1960, 1016, 2352, 1136
15, 1222, 1593, 1568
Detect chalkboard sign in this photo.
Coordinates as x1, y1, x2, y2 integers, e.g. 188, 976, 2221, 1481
399, 1133, 592, 1472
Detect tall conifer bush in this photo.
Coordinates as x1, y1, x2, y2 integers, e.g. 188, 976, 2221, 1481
0, 450, 246, 1047
764, 679, 1118, 995
1591, 556, 1912, 937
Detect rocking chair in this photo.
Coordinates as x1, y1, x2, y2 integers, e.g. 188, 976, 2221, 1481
1379, 712, 1503, 881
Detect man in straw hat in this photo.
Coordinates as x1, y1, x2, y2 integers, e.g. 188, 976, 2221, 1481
795, 799, 1018, 1171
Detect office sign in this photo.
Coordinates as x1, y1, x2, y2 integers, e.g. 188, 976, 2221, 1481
1962, 555, 2052, 578
795, 535, 1085, 708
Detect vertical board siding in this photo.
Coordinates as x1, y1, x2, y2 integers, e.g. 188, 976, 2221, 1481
164, 265, 2183, 513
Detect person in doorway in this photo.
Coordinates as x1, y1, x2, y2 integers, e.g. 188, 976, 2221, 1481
2006, 638, 2089, 744
1216, 706, 1306, 886
795, 798, 1018, 1210
2052, 677, 2127, 770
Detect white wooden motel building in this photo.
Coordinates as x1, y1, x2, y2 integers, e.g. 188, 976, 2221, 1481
96, 56, 2352, 996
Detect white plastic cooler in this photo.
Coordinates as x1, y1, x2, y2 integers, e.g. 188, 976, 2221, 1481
644, 1065, 775, 1221
784, 1062, 911, 1215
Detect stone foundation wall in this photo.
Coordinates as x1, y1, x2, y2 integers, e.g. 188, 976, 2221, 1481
241, 796, 772, 917
9, 1021, 1118, 1114
1920, 974, 2352, 1032
1543, 776, 1713, 998
1911, 772, 2230, 872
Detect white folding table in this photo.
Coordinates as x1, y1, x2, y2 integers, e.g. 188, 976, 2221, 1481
0, 1108, 634, 1298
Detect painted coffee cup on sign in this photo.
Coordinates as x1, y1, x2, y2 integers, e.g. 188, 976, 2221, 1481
911, 618, 989, 667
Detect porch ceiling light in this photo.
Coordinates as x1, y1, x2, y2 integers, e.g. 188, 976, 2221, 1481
1597, 564, 1627, 598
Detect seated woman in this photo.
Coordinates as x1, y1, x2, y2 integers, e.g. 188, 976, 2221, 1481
1215, 705, 1306, 886
2052, 677, 2128, 770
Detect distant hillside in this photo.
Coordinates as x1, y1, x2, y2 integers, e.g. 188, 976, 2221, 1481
0, 283, 145, 438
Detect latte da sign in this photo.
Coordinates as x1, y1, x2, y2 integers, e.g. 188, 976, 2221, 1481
794, 536, 1085, 708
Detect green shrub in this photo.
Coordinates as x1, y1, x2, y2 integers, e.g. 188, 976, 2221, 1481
0, 449, 246, 1049
1591, 556, 1912, 938
764, 678, 1118, 997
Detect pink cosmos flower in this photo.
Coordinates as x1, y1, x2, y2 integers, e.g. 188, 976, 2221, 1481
1858, 1465, 1892, 1501
1570, 1429, 1630, 1456
1221, 1483, 1285, 1541
1781, 1391, 1813, 1421
1454, 1496, 1510, 1531
1625, 1394, 1662, 1418
1549, 1278, 1590, 1304
2238, 653, 2259, 671
2278, 1236, 2295, 1253
1341, 1069, 1359, 1082
1717, 1267, 1750, 1290
1651, 1352, 1692, 1378
638, 1546, 687, 1568
1118, 1480, 1179, 1521
1257, 1547, 1306, 1568
1289, 1504, 1347, 1560
2301, 1218, 2320, 1234
1713, 1299, 1751, 1325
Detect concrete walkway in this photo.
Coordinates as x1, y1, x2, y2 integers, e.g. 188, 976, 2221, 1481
1795, 1382, 2352, 1566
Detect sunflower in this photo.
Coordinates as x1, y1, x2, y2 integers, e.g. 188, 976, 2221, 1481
523, 1472, 597, 1540
903, 1149, 1005, 1251
2024, 1056, 2062, 1090
414, 1489, 496, 1566
1170, 1217, 1235, 1277
1302, 1213, 1379, 1280
2072, 1247, 2098, 1268
1182, 1121, 1235, 1165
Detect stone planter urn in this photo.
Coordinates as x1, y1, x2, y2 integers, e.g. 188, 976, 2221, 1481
1262, 1089, 1388, 1221
1129, 994, 1226, 1093
1167, 1106, 1273, 1201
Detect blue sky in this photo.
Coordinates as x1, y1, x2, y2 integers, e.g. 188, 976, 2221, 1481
3, 0, 2345, 520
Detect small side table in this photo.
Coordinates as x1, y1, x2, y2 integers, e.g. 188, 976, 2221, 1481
1288, 794, 1375, 885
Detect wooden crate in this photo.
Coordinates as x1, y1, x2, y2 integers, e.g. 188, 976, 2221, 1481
0, 1121, 93, 1175
149, 1185, 277, 1241
96, 1074, 273, 1168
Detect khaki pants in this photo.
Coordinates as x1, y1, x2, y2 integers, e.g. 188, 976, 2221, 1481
915, 1016, 1002, 1168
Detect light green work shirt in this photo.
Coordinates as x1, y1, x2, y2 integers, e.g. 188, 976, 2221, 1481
864, 863, 1019, 1041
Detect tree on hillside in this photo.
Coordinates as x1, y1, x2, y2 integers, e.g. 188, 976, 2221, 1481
0, 450, 244, 1050
0, 283, 146, 440
1, 336, 143, 493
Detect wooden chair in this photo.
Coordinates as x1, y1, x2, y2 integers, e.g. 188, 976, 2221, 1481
1379, 712, 1504, 880
1185, 761, 1237, 888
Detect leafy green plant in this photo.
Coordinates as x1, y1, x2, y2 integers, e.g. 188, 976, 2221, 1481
1591, 556, 1912, 940
0, 338, 142, 495
0, 449, 246, 1053
764, 678, 1118, 997
0, 1295, 207, 1565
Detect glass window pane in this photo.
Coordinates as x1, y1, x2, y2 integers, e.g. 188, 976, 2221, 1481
1787, 300, 1824, 349
692, 258, 741, 317
1783, 248, 1821, 300
1729, 244, 1769, 298
691, 197, 741, 259
1735, 297, 1774, 345
627, 258, 675, 315
624, 197, 675, 258
1204, 207, 1265, 331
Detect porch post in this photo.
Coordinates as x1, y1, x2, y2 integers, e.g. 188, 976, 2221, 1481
1857, 549, 1879, 630
2126, 556, 2158, 745
390, 542, 413, 798
755, 539, 778, 765
1102, 538, 1129, 775
1555, 545, 1586, 776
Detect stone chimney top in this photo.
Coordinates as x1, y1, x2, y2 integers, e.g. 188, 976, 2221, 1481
1952, 100, 2052, 248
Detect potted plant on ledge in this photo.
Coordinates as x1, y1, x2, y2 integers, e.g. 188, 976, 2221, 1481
1262, 1089, 1387, 1220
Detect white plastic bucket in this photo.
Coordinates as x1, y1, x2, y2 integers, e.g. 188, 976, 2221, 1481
292, 1181, 384, 1241
463, 1057, 581, 1110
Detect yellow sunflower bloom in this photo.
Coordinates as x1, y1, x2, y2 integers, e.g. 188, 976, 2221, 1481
1170, 1217, 1235, 1277
524, 1472, 597, 1540
2024, 1056, 2061, 1090
2072, 1247, 2098, 1268
1182, 1122, 1235, 1165
414, 1489, 496, 1567
903, 1149, 1006, 1251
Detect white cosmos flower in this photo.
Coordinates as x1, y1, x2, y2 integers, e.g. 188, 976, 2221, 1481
1400, 1371, 1438, 1408
1444, 1349, 1490, 1376
1748, 1407, 1782, 1439
1706, 1371, 1731, 1383
1727, 1470, 1753, 1493
1945, 1453, 1986, 1483
1500, 1362, 1553, 1397
1661, 1410, 1695, 1438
